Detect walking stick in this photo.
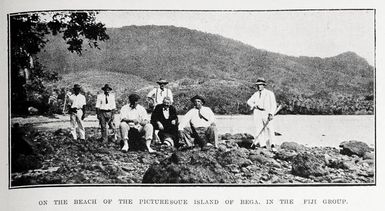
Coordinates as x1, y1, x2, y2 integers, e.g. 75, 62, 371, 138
251, 104, 283, 147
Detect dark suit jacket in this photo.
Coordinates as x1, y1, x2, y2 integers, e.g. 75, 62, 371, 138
151, 104, 178, 131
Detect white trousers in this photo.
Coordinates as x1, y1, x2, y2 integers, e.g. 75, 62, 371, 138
70, 110, 85, 140
253, 110, 274, 147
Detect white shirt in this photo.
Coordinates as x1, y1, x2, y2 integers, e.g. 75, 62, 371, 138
162, 107, 170, 119
120, 104, 149, 123
247, 89, 277, 115
147, 88, 173, 105
95, 93, 116, 110
68, 94, 86, 109
178, 106, 215, 130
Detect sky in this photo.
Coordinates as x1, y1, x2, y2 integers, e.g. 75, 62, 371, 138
97, 10, 375, 65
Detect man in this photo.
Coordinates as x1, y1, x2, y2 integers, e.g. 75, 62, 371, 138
178, 95, 218, 149
67, 84, 86, 141
95, 84, 117, 142
147, 78, 173, 109
246, 78, 277, 150
150, 97, 178, 147
119, 94, 155, 153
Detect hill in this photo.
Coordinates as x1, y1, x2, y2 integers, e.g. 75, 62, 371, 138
36, 25, 374, 114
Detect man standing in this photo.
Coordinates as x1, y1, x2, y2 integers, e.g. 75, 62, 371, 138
178, 95, 218, 149
67, 84, 86, 141
147, 78, 173, 109
119, 94, 155, 153
247, 78, 277, 150
150, 97, 178, 147
95, 84, 117, 143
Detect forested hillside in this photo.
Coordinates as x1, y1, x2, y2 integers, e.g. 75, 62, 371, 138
36, 25, 374, 114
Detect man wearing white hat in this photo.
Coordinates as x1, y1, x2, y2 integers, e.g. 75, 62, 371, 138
147, 78, 173, 109
247, 78, 277, 150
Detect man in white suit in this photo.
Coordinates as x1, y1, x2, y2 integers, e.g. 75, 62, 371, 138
247, 78, 277, 150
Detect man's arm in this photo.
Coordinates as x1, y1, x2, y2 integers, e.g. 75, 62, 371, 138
267, 91, 277, 121
178, 109, 193, 131
95, 94, 101, 116
170, 106, 178, 124
246, 93, 257, 110
111, 94, 117, 111
81, 95, 86, 120
169, 89, 174, 104
205, 107, 216, 125
139, 106, 150, 126
81, 105, 86, 120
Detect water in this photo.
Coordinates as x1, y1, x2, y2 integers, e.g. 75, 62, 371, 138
32, 115, 375, 148
216, 115, 375, 147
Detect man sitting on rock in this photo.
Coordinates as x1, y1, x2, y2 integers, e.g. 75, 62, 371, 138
178, 95, 218, 150
150, 97, 178, 147
119, 94, 155, 153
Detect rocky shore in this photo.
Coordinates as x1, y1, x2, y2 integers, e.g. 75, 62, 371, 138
11, 126, 374, 186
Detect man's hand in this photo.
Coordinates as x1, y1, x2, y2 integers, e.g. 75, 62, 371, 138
268, 113, 273, 121
171, 120, 176, 125
157, 121, 164, 130
178, 129, 184, 138
140, 119, 149, 126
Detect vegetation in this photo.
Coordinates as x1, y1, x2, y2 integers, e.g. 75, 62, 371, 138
13, 24, 374, 115
10, 12, 109, 115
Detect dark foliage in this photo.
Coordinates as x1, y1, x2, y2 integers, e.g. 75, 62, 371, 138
10, 12, 109, 115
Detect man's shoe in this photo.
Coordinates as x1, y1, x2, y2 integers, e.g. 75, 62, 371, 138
121, 139, 129, 152
147, 147, 156, 153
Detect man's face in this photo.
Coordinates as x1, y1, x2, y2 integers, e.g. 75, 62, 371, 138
104, 89, 110, 95
159, 83, 165, 89
193, 99, 203, 109
163, 98, 171, 107
74, 89, 80, 95
257, 84, 265, 91
129, 100, 138, 107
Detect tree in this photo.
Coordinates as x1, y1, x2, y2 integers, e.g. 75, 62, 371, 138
10, 11, 109, 115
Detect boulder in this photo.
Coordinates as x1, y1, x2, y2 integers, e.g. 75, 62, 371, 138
339, 140, 372, 157
292, 153, 328, 177
143, 151, 236, 183
274, 150, 298, 161
280, 142, 306, 152
363, 152, 375, 160
220, 133, 232, 140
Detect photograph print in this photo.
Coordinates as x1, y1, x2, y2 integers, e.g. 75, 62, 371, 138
9, 10, 375, 187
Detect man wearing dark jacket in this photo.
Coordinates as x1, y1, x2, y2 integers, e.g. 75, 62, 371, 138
150, 97, 178, 147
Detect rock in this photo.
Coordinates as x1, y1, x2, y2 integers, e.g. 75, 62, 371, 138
231, 133, 254, 140
218, 144, 228, 152
280, 142, 306, 152
292, 153, 328, 178
271, 160, 282, 168
341, 161, 358, 171
28, 107, 39, 115
275, 150, 298, 161
339, 140, 372, 157
227, 164, 240, 173
249, 154, 270, 165
220, 133, 232, 140
363, 152, 375, 160
143, 150, 236, 183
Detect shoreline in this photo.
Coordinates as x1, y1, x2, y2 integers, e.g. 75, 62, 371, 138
10, 114, 375, 148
